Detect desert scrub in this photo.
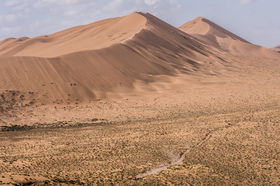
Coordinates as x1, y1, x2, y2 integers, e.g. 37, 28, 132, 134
0, 104, 280, 185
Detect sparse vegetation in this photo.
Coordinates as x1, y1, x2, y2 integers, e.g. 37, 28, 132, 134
0, 103, 280, 185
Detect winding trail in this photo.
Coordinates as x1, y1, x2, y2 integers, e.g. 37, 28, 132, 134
134, 126, 225, 179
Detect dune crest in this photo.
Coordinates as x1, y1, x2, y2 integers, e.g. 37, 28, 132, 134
179, 17, 280, 58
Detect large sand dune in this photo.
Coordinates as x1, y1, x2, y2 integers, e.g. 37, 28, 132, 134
0, 12, 228, 103
179, 17, 280, 58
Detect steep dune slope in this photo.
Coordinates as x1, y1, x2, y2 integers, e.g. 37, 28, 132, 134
0, 12, 228, 104
179, 17, 280, 58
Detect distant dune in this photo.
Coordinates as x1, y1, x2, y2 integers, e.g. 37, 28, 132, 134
179, 17, 280, 58
0, 12, 226, 103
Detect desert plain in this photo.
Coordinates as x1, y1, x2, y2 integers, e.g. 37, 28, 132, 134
0, 12, 280, 185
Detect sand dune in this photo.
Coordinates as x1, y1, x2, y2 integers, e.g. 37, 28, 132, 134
179, 17, 280, 58
1, 12, 279, 105
0, 12, 228, 104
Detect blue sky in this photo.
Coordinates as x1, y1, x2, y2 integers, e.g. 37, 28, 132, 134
0, 0, 279, 48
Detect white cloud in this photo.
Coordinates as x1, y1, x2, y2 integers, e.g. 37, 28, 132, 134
239, 0, 257, 4
5, 14, 17, 22
57, 0, 80, 6
144, 0, 160, 6
33, 0, 80, 8
60, 20, 75, 26
105, 0, 125, 11
4, 0, 22, 7
63, 9, 80, 17
168, 0, 177, 3
1, 26, 20, 35
33, 1, 46, 8
12, 4, 27, 11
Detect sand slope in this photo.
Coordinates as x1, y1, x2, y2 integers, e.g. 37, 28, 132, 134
179, 17, 280, 58
0, 12, 228, 103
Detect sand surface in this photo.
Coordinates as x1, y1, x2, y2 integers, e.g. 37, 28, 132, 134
1, 12, 280, 185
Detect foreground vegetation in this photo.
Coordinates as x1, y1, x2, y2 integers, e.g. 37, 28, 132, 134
0, 102, 279, 185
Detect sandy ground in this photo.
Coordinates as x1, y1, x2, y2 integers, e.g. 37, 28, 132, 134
1, 56, 280, 185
